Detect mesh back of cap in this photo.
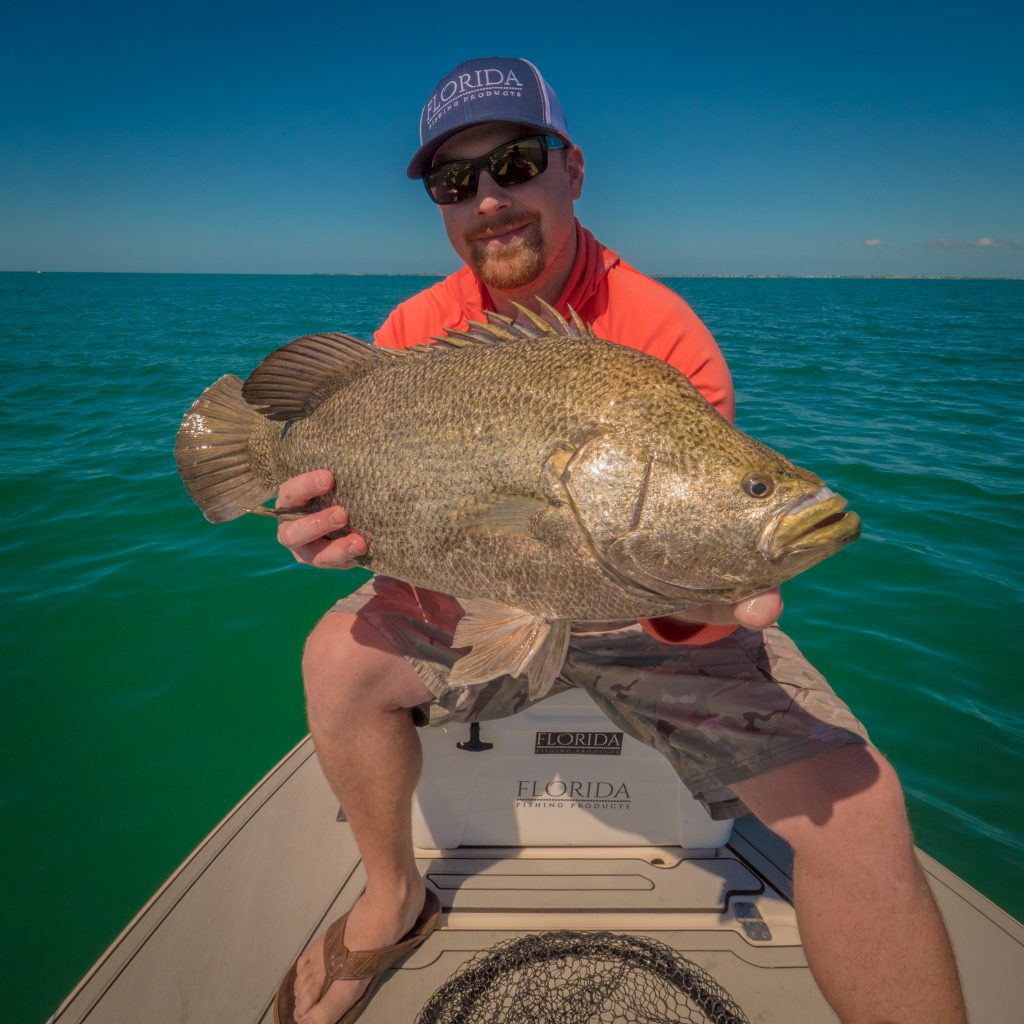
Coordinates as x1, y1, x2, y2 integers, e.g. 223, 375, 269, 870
415, 931, 751, 1024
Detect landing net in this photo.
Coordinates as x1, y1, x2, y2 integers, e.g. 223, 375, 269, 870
415, 931, 750, 1024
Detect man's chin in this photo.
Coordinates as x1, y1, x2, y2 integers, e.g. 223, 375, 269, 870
474, 246, 546, 292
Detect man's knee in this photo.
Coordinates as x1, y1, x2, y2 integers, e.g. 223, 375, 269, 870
735, 744, 914, 858
304, 609, 356, 682
301, 610, 432, 718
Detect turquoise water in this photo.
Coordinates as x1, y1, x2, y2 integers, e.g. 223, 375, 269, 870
3, 272, 1021, 1023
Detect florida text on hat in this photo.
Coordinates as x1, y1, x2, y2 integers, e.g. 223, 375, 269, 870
407, 57, 570, 179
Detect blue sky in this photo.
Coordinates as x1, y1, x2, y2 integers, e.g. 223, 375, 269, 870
1, 0, 1021, 276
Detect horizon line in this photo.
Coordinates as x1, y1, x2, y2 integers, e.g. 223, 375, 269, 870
2, 270, 1022, 281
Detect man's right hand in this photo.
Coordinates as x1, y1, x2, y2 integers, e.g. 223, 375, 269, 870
276, 470, 368, 569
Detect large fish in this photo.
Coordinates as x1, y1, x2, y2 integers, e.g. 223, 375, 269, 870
175, 303, 860, 698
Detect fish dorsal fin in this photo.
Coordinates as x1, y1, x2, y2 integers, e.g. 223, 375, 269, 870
567, 305, 589, 337
509, 300, 594, 339
242, 333, 397, 421
431, 301, 594, 347
246, 303, 598, 421
430, 315, 531, 347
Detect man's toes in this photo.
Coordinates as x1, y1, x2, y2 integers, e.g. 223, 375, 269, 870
297, 994, 349, 1024
295, 977, 322, 1015
293, 986, 313, 1017
293, 962, 321, 1015
299, 980, 370, 1024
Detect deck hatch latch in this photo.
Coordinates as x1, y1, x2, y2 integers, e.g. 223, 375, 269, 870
734, 900, 773, 941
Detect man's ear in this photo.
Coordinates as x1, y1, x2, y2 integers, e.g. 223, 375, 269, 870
567, 145, 585, 200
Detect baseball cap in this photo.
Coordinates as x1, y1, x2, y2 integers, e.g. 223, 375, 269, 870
407, 57, 570, 179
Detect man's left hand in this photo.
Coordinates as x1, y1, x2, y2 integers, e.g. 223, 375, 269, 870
679, 587, 783, 630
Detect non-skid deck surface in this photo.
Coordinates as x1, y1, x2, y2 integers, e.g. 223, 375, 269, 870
50, 736, 1024, 1024
261, 929, 839, 1024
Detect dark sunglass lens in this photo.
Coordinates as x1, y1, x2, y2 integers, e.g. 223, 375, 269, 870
424, 137, 554, 204
490, 137, 547, 187
425, 161, 478, 205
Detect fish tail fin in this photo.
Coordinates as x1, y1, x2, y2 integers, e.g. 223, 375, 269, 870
175, 374, 276, 523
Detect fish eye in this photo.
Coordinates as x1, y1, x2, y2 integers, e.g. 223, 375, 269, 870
743, 474, 774, 499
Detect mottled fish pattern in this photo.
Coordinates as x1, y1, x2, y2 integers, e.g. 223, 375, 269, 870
175, 302, 860, 697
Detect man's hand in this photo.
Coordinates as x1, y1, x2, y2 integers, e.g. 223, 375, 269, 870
681, 588, 784, 630
276, 470, 368, 569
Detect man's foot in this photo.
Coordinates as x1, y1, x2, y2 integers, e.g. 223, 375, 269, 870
290, 880, 428, 1024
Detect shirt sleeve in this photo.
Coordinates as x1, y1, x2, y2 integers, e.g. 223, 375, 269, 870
594, 269, 736, 425
639, 618, 738, 646
649, 307, 736, 425
373, 308, 404, 349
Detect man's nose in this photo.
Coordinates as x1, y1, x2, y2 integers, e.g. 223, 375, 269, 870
474, 170, 512, 216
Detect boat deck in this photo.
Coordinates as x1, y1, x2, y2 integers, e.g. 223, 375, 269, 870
49, 737, 1024, 1024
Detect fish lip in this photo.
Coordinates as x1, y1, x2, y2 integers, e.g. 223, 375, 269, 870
759, 487, 861, 561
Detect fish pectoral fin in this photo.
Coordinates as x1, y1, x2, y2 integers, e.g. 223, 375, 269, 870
449, 601, 570, 693
454, 495, 548, 535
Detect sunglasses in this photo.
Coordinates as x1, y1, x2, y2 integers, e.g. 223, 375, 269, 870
424, 134, 567, 206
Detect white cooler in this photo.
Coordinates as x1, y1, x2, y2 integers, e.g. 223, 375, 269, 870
412, 688, 732, 850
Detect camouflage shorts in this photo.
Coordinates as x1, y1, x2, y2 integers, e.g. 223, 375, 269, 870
331, 577, 870, 820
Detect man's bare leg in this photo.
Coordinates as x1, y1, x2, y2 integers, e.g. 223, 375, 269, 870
733, 744, 967, 1024
289, 610, 435, 1024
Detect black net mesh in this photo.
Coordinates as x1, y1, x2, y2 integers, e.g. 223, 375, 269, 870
415, 931, 751, 1024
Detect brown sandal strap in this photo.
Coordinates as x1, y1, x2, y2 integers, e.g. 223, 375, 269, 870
322, 890, 441, 984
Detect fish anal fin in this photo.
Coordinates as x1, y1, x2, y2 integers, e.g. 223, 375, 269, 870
450, 601, 568, 690
525, 620, 571, 700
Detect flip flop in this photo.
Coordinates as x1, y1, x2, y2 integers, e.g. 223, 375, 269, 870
274, 888, 442, 1024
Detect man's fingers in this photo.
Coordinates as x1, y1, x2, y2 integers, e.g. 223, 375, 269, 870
272, 468, 369, 570
276, 469, 334, 509
309, 533, 367, 569
678, 588, 784, 629
280, 514, 367, 569
277, 506, 348, 550
732, 589, 784, 629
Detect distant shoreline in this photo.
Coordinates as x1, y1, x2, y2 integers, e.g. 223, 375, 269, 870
2, 270, 1021, 281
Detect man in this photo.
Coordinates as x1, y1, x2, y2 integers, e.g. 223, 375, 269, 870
274, 58, 966, 1024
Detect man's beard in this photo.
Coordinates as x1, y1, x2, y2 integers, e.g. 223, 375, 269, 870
466, 215, 546, 291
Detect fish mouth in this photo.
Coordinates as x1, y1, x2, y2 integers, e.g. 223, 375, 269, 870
760, 487, 861, 562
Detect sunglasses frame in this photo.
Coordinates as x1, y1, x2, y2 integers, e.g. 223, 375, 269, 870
423, 134, 567, 206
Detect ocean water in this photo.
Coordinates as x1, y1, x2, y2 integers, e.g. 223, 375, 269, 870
2, 272, 1021, 1023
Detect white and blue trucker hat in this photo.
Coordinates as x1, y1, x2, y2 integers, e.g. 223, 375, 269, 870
407, 57, 570, 179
